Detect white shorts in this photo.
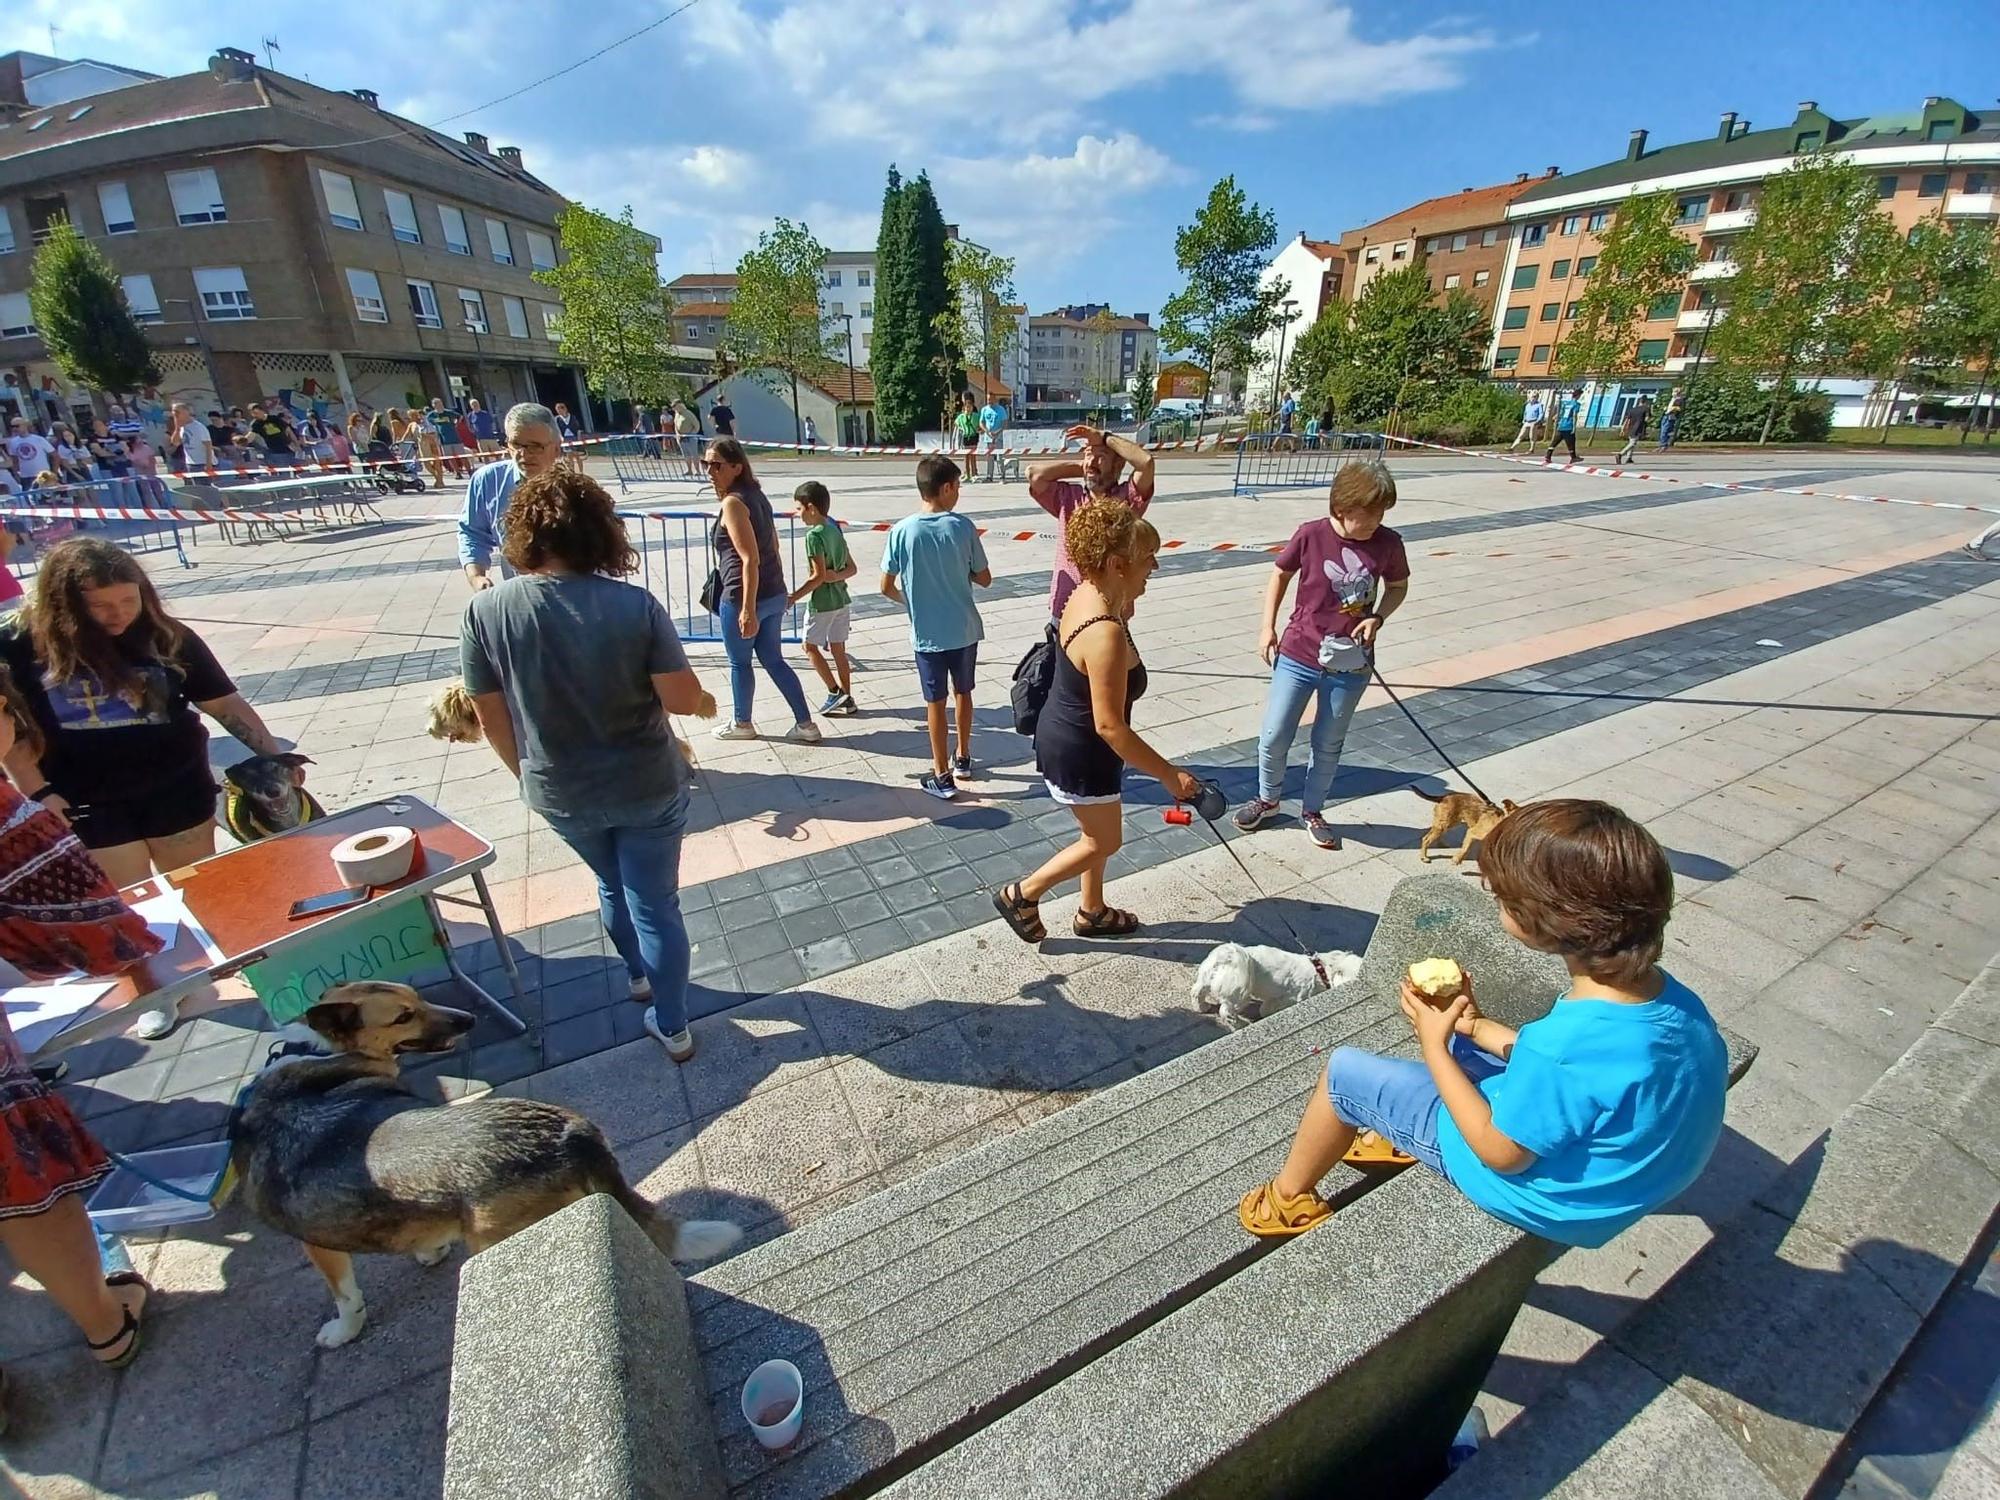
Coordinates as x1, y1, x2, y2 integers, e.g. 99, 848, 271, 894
804, 606, 850, 647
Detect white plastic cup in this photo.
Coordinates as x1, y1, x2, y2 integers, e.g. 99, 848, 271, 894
741, 1359, 804, 1451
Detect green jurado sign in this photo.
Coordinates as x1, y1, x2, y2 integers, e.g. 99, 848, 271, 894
244, 897, 444, 1025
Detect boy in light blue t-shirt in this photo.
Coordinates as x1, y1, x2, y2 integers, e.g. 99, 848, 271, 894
1241, 798, 1727, 1250
881, 455, 991, 802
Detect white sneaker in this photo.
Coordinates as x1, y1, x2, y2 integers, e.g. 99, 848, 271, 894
628, 974, 653, 1002
643, 1009, 695, 1062
131, 999, 180, 1041
713, 722, 758, 741
786, 721, 822, 744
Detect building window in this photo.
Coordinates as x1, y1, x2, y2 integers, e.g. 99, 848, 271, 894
1530, 344, 1551, 362
1635, 338, 1670, 365
0, 213, 13, 256
166, 168, 227, 225
1918, 173, 1948, 199
120, 274, 162, 323
97, 180, 135, 234
1442, 273, 1461, 289
1586, 210, 1610, 232
861, 332, 871, 352
1722, 190, 1753, 212
345, 268, 388, 323
1964, 171, 1991, 195
1501, 306, 1530, 330
0, 292, 32, 338
1363, 246, 1380, 263
1560, 214, 1582, 236
498, 295, 528, 338
1876, 175, 1899, 199
1493, 345, 1520, 368
385, 190, 421, 245
1551, 258, 1571, 279
457, 289, 489, 333
861, 302, 873, 318
1576, 256, 1598, 276
540, 303, 560, 340
827, 269, 845, 287
1424, 237, 1442, 253
1565, 300, 1580, 319
1540, 302, 1559, 322
193, 265, 254, 319
1445, 232, 1464, 252
1473, 269, 1490, 287
1520, 223, 1547, 248
485, 218, 513, 264
685, 322, 699, 340
1647, 293, 1680, 320
1676, 195, 1708, 224
526, 230, 557, 271
1481, 227, 1500, 246
1511, 264, 1539, 290
407, 279, 442, 329
320, 170, 363, 231
1794, 130, 1822, 152
1391, 243, 1408, 260
439, 204, 472, 255
858, 270, 871, 287
1926, 119, 1953, 143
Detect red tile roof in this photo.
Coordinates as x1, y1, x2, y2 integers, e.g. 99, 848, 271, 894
965, 368, 1013, 401
668, 272, 737, 289
1300, 238, 1340, 261
673, 301, 732, 317
1339, 171, 1559, 244
811, 365, 874, 404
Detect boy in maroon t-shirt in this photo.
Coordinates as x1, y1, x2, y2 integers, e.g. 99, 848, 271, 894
1233, 458, 1410, 849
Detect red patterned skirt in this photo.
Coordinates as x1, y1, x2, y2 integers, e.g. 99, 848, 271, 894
0, 1010, 108, 1218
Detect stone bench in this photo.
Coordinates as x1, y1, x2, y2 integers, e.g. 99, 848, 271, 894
443, 874, 1756, 1499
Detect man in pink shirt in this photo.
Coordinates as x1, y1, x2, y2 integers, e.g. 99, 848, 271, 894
1027, 424, 1155, 620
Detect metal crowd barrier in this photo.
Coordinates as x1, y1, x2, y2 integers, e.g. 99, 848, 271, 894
634, 509, 804, 645
1231, 430, 1386, 496
607, 432, 708, 492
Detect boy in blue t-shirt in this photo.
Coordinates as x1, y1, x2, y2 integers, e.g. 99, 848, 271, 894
1241, 799, 1727, 1250
881, 455, 992, 801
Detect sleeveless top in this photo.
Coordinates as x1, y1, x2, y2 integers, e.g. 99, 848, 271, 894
713, 483, 786, 603
1034, 613, 1149, 798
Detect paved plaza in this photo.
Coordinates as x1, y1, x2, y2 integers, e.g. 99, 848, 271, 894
3, 444, 1998, 1498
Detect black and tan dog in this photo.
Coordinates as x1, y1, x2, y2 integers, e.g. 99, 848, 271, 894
221, 753, 325, 842
228, 981, 739, 1349
1414, 787, 1519, 865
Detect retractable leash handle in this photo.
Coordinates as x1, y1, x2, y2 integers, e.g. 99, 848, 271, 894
1163, 779, 1228, 825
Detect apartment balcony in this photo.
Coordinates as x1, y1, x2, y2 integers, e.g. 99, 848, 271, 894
1677, 306, 1726, 331
1705, 207, 1757, 233
1690, 258, 1738, 283
1945, 191, 1998, 218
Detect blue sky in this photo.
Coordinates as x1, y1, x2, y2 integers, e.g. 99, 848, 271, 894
8, 1, 1994, 331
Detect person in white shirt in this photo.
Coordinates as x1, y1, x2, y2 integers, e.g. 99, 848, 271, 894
167, 404, 213, 474
5, 420, 53, 482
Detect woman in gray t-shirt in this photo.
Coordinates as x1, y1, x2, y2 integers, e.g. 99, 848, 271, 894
460, 471, 711, 1061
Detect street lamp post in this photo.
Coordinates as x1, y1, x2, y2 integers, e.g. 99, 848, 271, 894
1272, 298, 1299, 426
839, 312, 856, 446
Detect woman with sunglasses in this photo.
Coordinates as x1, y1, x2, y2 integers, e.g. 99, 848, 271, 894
703, 439, 819, 743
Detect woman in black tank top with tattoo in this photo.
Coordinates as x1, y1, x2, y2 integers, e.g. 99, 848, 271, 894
994, 499, 1202, 942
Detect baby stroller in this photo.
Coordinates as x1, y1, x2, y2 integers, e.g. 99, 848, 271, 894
365, 439, 427, 496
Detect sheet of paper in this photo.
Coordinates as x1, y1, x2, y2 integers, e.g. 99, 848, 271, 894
3, 979, 117, 1053
130, 889, 226, 966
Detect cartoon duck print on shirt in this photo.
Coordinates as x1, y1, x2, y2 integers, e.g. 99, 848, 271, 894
1323, 543, 1380, 618
43, 667, 172, 731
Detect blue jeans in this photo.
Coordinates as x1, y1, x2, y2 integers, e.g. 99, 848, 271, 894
1325, 1039, 1509, 1176
540, 790, 692, 1035
722, 591, 810, 726
1255, 653, 1366, 814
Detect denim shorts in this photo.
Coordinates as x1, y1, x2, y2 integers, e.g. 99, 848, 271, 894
1324, 1039, 1508, 1177
914, 644, 977, 704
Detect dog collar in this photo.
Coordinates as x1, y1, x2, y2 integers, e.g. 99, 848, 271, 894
1308, 954, 1331, 989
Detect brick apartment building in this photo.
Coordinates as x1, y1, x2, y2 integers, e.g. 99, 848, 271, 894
0, 45, 595, 426
1488, 97, 2000, 390
1027, 304, 1156, 403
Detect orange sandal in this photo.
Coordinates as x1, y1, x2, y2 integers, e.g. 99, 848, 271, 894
1343, 1130, 1416, 1167
1239, 1181, 1333, 1238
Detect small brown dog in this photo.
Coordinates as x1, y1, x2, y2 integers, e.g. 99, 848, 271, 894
1414, 787, 1518, 864
427, 682, 711, 767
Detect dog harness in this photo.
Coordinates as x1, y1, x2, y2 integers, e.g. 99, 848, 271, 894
222, 785, 328, 844
1307, 953, 1332, 990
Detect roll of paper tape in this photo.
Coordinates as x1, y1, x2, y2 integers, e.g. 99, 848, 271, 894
330, 826, 418, 888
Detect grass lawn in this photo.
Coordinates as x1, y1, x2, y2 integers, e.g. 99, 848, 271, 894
1827, 426, 1996, 448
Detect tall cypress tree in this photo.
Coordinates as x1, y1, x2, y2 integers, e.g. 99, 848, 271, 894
870, 167, 925, 442
906, 172, 953, 430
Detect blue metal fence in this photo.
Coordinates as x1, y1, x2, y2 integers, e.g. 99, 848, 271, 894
607, 433, 709, 492
634, 509, 804, 645
1231, 430, 1386, 496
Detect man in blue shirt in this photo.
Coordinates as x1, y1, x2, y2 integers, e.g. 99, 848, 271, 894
979, 397, 1007, 482
881, 455, 992, 800
459, 402, 565, 590
1543, 387, 1584, 465
465, 398, 499, 453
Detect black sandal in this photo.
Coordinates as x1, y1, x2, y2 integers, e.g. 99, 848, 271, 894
88, 1272, 149, 1369
1073, 906, 1141, 938
992, 883, 1046, 944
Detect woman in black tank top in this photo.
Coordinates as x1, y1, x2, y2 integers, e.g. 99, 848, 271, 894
993, 499, 1202, 943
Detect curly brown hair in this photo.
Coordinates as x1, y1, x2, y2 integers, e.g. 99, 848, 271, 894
26, 537, 188, 709
1477, 799, 1673, 987
1065, 497, 1159, 577
500, 469, 638, 576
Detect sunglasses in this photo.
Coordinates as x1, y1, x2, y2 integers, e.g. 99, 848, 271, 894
702, 459, 729, 470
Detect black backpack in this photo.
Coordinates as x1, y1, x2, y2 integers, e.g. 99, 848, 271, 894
1010, 623, 1059, 736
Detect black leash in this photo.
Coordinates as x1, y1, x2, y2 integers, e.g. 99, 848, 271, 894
1368, 662, 1498, 806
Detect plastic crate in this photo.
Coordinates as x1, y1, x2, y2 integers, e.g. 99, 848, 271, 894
85, 1142, 232, 1233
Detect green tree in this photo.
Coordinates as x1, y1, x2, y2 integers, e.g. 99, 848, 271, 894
730, 218, 841, 445
1865, 214, 1996, 437
27, 220, 158, 396
1708, 152, 1901, 442
533, 203, 675, 406
1954, 224, 2000, 444
935, 240, 1019, 395
871, 168, 954, 442
1159, 176, 1286, 438
1554, 191, 1697, 406
1285, 263, 1486, 426
1129, 347, 1159, 424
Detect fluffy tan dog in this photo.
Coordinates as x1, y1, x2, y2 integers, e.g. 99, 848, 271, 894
427, 682, 711, 768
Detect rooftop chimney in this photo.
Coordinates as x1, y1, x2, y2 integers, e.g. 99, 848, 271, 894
350, 88, 379, 108
1733, 119, 1750, 139
497, 146, 523, 168
1924, 96, 1939, 108
1797, 100, 1818, 114
1718, 110, 1737, 140
1515, 171, 1529, 183
1546, 166, 1559, 177
1626, 128, 1647, 161
463, 131, 489, 153
208, 47, 257, 83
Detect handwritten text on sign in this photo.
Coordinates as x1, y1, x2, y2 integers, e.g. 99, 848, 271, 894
244, 898, 444, 1025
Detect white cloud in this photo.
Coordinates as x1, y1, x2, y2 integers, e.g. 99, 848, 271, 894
679, 145, 753, 190
1195, 112, 1279, 133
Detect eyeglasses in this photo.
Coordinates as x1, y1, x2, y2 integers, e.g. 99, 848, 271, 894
702, 459, 728, 470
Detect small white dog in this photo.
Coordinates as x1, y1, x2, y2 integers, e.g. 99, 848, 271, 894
1190, 943, 1362, 1029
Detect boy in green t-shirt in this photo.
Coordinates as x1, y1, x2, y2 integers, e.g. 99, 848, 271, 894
788, 481, 858, 715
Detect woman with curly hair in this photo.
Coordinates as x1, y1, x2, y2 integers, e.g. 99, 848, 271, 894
0, 538, 297, 1037
993, 498, 1202, 943
460, 470, 712, 1063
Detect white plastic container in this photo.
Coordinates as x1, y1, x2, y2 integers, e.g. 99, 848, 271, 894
741, 1359, 804, 1451
85, 1142, 232, 1232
